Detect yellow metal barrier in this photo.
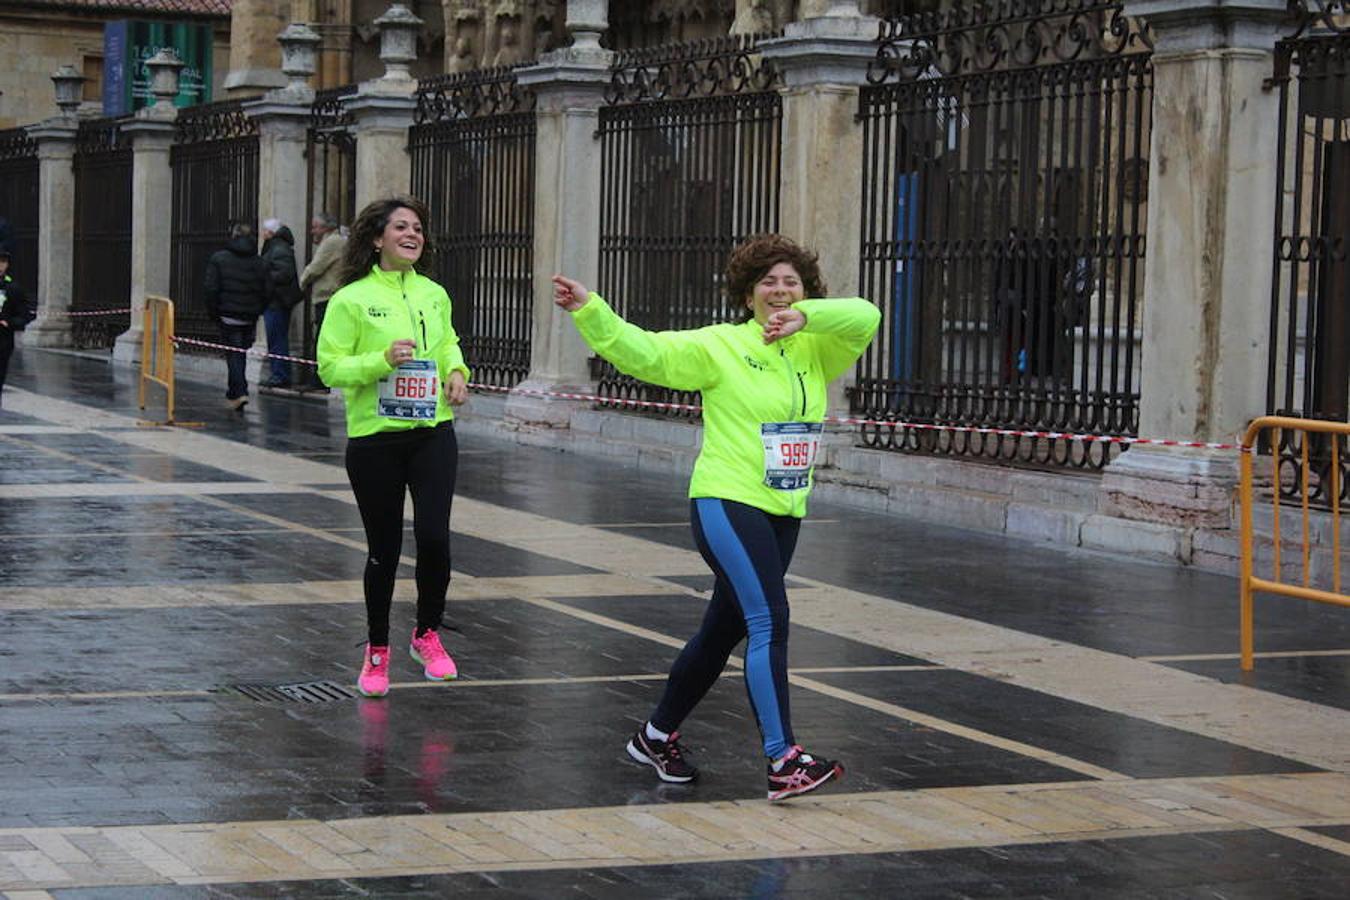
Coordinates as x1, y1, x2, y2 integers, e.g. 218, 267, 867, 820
137, 295, 189, 426
1239, 415, 1349, 670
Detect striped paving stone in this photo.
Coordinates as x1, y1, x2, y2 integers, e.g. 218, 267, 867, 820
2, 772, 1347, 892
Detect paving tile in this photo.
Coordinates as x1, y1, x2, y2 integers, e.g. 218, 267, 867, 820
807, 669, 1318, 779
40, 827, 1350, 899
1162, 655, 1350, 712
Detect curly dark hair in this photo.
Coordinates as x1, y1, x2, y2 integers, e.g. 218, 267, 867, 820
725, 234, 827, 323
337, 196, 433, 289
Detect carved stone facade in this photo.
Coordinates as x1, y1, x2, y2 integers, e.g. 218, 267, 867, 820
442, 1, 565, 74
222, 1, 942, 92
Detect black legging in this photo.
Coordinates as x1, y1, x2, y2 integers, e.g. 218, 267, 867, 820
651, 498, 801, 758
0, 326, 13, 402
345, 422, 458, 646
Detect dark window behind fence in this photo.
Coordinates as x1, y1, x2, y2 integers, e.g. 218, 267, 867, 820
855, 3, 1152, 469
170, 99, 260, 346
596, 34, 783, 418
73, 116, 133, 349
1268, 11, 1350, 509
0, 128, 40, 300
410, 67, 536, 389
303, 85, 357, 365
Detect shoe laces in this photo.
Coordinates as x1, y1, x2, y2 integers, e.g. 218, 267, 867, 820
661, 731, 685, 760
364, 645, 390, 670
413, 628, 451, 660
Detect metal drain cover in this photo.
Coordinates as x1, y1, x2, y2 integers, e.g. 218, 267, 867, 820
220, 680, 357, 703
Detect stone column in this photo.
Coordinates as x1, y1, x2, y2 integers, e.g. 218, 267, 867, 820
758, 8, 878, 414
23, 118, 78, 348
505, 23, 612, 425
1100, 1, 1289, 541
245, 94, 311, 375
112, 111, 176, 366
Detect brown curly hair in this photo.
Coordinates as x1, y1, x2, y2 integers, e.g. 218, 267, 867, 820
337, 196, 434, 289
725, 234, 827, 323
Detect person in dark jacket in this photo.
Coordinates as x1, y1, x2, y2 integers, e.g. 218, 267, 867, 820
260, 218, 302, 387
0, 248, 36, 406
204, 221, 273, 410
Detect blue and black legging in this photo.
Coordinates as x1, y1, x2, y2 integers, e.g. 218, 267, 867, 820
650, 497, 802, 759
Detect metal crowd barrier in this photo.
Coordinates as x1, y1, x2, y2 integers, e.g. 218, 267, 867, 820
1239, 415, 1349, 670
137, 295, 179, 425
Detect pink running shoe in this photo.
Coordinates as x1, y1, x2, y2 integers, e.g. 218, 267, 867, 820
358, 644, 390, 697
410, 628, 458, 681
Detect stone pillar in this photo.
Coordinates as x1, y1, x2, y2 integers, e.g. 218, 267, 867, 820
505, 27, 612, 425
245, 94, 311, 373
348, 90, 416, 206
759, 9, 878, 413
347, 3, 423, 206
112, 111, 176, 366
1101, 1, 1289, 538
24, 118, 78, 348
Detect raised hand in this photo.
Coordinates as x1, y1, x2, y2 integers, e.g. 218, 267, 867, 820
552, 274, 590, 312
762, 308, 806, 344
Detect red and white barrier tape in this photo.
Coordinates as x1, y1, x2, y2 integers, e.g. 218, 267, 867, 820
167, 333, 1246, 452
52, 307, 134, 318
172, 335, 318, 367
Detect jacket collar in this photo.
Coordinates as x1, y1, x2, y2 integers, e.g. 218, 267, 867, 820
367, 264, 414, 290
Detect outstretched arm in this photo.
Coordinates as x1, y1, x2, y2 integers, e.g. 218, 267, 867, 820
552, 274, 717, 393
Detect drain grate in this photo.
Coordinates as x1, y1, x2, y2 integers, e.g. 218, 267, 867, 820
220, 680, 358, 704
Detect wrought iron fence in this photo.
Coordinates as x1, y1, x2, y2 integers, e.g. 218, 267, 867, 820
1267, 2, 1350, 509
0, 127, 40, 298
410, 67, 536, 389
595, 34, 783, 417
855, 1, 1152, 469
170, 99, 260, 346
72, 117, 134, 349
302, 85, 357, 366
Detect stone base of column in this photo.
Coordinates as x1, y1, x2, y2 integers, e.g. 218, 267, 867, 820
504, 378, 594, 428
1099, 444, 1238, 530
22, 320, 74, 349
112, 325, 144, 367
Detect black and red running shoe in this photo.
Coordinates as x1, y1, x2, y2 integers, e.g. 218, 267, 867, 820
626, 728, 698, 783
767, 746, 844, 801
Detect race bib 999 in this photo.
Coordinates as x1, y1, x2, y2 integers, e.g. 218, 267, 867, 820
761, 422, 823, 490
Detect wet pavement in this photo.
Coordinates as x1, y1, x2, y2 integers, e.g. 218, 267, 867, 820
1, 346, 1348, 898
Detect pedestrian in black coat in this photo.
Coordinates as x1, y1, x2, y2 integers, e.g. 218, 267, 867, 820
0, 248, 35, 406
260, 219, 303, 386
204, 221, 273, 410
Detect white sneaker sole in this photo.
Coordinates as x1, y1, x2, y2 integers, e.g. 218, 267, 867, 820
410, 647, 458, 681
767, 764, 843, 801
626, 739, 696, 783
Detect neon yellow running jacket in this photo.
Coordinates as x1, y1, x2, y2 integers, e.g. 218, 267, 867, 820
317, 265, 471, 438
571, 293, 881, 517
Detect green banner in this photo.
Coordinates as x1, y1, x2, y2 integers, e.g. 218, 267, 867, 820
103, 20, 213, 115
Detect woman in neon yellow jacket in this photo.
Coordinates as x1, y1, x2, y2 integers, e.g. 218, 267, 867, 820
553, 234, 880, 801
318, 197, 469, 698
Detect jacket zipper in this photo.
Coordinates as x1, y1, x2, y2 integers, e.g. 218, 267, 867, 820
399, 271, 422, 355
779, 346, 805, 419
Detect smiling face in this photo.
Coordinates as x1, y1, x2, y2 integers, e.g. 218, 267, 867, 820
746, 261, 804, 326
374, 206, 424, 270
